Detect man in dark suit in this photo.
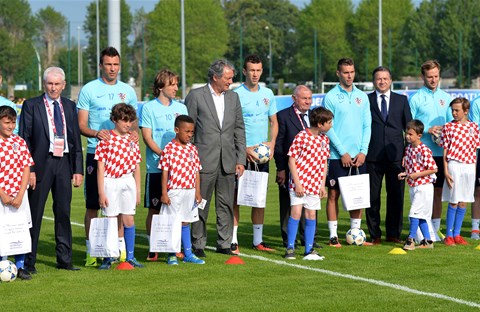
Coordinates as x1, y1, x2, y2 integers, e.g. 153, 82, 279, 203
186, 60, 246, 257
366, 66, 412, 244
274, 85, 313, 247
19, 67, 84, 272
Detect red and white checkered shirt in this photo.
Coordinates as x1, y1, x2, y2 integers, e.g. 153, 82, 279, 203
440, 120, 480, 164
287, 129, 330, 195
94, 131, 141, 178
160, 140, 202, 190
403, 143, 437, 187
0, 135, 34, 197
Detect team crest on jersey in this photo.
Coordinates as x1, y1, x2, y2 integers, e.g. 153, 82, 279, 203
87, 165, 94, 175
439, 99, 445, 107
189, 152, 194, 160
263, 98, 270, 106
355, 98, 362, 105
12, 142, 19, 153
329, 179, 336, 187
416, 153, 422, 163
118, 93, 126, 101
469, 127, 475, 136
129, 141, 135, 150
321, 141, 327, 148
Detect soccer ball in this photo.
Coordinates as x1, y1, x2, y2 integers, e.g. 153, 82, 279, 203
253, 143, 270, 165
345, 228, 366, 246
0, 260, 17, 282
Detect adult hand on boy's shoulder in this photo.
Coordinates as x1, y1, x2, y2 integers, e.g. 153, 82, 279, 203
129, 131, 139, 143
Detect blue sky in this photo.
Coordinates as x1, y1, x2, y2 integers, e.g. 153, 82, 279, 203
28, 0, 311, 42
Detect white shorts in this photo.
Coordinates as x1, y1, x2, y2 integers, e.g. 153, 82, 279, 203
102, 174, 137, 217
0, 192, 31, 228
409, 183, 433, 220
289, 191, 321, 211
442, 161, 475, 204
161, 189, 199, 223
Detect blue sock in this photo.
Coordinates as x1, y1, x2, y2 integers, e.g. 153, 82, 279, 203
14, 254, 25, 269
409, 217, 419, 238
287, 217, 300, 249
304, 218, 316, 254
453, 208, 466, 237
418, 219, 431, 240
446, 205, 456, 237
182, 225, 193, 258
124, 225, 135, 261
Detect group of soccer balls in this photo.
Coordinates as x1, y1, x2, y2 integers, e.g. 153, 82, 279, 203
0, 260, 17, 282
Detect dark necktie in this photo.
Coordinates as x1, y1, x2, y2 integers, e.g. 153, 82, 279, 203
300, 113, 308, 128
53, 101, 64, 136
380, 94, 388, 121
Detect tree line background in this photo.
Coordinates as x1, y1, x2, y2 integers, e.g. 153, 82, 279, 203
1, 0, 479, 98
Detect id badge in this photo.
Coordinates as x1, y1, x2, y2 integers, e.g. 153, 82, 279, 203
53, 136, 65, 157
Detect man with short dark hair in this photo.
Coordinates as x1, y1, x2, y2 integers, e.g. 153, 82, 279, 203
366, 66, 412, 244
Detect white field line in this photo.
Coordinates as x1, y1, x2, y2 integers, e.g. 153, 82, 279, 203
44, 216, 480, 308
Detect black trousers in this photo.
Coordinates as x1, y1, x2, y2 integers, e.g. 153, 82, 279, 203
26, 155, 73, 270
366, 160, 405, 240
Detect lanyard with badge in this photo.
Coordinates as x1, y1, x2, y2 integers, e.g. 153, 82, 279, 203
43, 96, 66, 157
293, 105, 307, 130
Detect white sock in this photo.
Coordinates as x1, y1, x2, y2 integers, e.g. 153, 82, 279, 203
232, 226, 238, 244
472, 219, 480, 231
431, 218, 441, 232
350, 218, 361, 229
253, 224, 263, 246
86, 240, 90, 254
328, 221, 338, 238
119, 237, 126, 253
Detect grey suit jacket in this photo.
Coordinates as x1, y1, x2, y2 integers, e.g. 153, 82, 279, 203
186, 84, 246, 174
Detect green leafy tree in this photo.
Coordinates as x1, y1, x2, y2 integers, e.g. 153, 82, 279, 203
145, 0, 229, 87
224, 0, 299, 83
0, 0, 36, 96
83, 0, 132, 82
350, 0, 414, 80
131, 8, 148, 96
404, 0, 446, 76
36, 6, 68, 68
437, 0, 480, 87
294, 0, 354, 84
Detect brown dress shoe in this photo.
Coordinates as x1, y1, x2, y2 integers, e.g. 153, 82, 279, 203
386, 237, 402, 243
372, 238, 382, 245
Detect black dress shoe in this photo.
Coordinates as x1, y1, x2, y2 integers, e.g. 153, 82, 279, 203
56, 264, 80, 271
216, 247, 235, 255
17, 268, 32, 280
193, 249, 206, 258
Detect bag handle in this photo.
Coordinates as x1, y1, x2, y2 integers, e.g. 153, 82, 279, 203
347, 167, 360, 176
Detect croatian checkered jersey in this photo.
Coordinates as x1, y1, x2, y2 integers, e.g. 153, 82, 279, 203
94, 131, 141, 178
287, 129, 329, 195
160, 140, 202, 190
440, 120, 480, 164
403, 143, 437, 187
0, 135, 34, 197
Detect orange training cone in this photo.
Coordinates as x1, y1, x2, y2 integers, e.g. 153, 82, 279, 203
116, 261, 134, 270
225, 256, 245, 265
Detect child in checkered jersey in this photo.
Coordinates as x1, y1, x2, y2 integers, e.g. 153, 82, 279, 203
95, 103, 143, 269
284, 107, 332, 261
0, 106, 34, 280
440, 97, 480, 246
399, 119, 438, 250
160, 115, 204, 265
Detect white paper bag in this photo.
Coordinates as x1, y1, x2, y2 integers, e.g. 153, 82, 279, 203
89, 217, 119, 258
0, 213, 31, 256
338, 168, 370, 211
237, 164, 269, 208
149, 208, 181, 253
